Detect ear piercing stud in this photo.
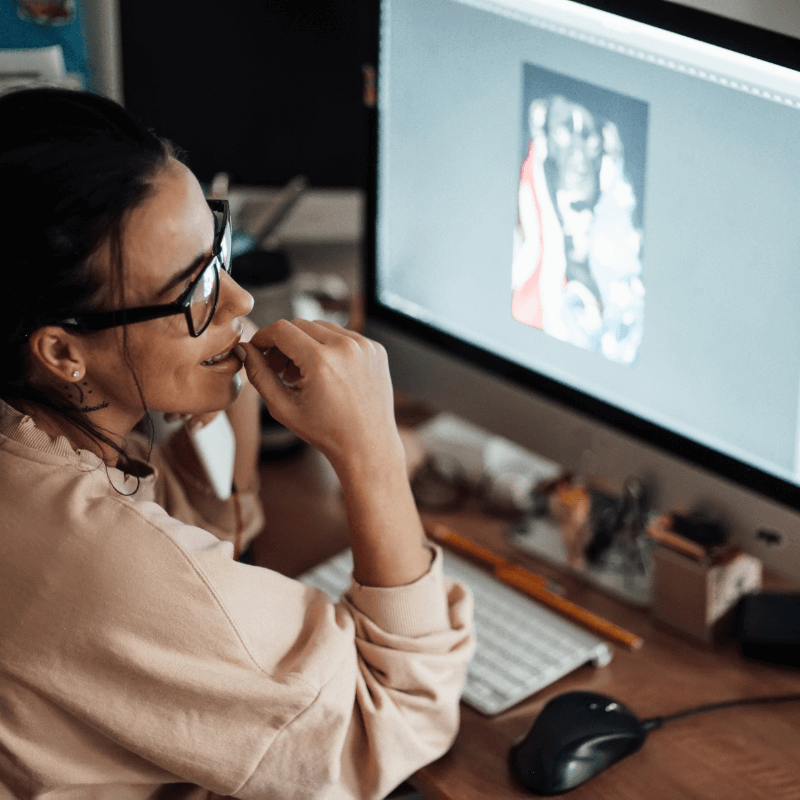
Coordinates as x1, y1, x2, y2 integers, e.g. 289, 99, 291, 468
72, 371, 80, 379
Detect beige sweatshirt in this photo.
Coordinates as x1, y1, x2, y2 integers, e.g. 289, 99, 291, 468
0, 400, 474, 800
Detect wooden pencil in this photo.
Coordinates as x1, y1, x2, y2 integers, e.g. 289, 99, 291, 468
496, 565, 644, 650
426, 521, 644, 651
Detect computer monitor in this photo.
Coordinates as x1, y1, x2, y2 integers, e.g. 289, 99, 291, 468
361, 0, 800, 580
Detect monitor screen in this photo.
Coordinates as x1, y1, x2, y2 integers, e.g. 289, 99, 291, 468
363, 0, 800, 577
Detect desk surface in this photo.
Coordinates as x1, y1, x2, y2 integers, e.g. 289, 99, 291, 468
252, 443, 800, 800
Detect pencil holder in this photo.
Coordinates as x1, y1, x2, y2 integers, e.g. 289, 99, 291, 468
652, 543, 762, 644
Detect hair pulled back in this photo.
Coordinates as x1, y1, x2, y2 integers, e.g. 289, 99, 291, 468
0, 88, 178, 455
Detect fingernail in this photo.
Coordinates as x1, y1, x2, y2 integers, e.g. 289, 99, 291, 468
234, 344, 247, 362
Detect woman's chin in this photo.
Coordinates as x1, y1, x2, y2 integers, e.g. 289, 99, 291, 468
201, 372, 243, 410
220, 373, 243, 408
168, 382, 242, 420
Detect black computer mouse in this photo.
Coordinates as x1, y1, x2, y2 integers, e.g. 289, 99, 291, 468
509, 690, 648, 795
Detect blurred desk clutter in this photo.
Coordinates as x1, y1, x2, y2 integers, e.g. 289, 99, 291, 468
511, 478, 656, 608
402, 408, 796, 664
408, 411, 657, 606
406, 410, 770, 634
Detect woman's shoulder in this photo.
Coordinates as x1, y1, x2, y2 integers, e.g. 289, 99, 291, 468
0, 413, 224, 571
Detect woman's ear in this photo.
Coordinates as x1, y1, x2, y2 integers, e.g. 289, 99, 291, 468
27, 326, 87, 384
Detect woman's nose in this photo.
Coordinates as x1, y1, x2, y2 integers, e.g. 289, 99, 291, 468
218, 269, 255, 322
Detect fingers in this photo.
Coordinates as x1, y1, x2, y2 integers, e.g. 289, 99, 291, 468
262, 346, 302, 386
286, 319, 384, 367
248, 318, 365, 353
245, 320, 367, 384
248, 318, 313, 352
239, 317, 385, 409
296, 318, 363, 342
235, 317, 397, 470
236, 340, 286, 398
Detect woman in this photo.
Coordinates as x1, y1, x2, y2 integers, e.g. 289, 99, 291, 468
0, 88, 473, 799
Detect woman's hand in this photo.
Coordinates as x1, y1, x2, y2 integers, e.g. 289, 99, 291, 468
238, 318, 430, 587
237, 319, 403, 475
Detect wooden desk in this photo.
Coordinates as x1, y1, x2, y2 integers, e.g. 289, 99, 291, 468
253, 445, 800, 800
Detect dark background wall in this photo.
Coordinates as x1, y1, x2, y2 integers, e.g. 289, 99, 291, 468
120, 1, 367, 188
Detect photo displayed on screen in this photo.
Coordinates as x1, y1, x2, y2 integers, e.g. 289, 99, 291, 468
511, 64, 649, 365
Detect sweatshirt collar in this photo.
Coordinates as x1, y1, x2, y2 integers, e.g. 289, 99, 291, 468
0, 398, 155, 491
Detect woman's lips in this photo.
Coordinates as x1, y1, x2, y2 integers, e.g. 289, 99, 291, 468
201, 332, 244, 366
201, 349, 233, 366
200, 348, 242, 373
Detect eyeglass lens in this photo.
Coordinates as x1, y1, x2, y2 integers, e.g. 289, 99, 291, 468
188, 205, 231, 334
220, 215, 232, 273
188, 263, 219, 334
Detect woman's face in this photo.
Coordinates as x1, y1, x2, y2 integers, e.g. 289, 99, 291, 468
83, 159, 254, 428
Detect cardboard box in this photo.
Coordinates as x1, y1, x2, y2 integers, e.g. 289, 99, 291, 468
653, 545, 762, 644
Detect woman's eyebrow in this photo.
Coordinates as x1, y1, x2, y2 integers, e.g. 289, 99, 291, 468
155, 252, 208, 299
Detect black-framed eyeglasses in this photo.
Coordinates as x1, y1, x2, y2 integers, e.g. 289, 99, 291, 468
56, 199, 232, 338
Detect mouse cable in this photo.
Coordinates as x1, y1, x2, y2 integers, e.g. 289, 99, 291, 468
641, 693, 800, 732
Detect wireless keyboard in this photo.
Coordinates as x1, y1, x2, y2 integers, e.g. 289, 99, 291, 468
298, 548, 613, 715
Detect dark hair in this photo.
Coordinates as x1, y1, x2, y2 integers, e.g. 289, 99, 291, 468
0, 87, 179, 461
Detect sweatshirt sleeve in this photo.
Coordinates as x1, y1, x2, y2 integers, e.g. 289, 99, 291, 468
235, 546, 475, 800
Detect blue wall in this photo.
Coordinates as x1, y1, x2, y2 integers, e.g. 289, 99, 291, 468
0, 0, 89, 88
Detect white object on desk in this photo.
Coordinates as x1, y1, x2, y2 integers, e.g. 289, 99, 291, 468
187, 413, 236, 500
299, 548, 613, 716
416, 412, 562, 491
